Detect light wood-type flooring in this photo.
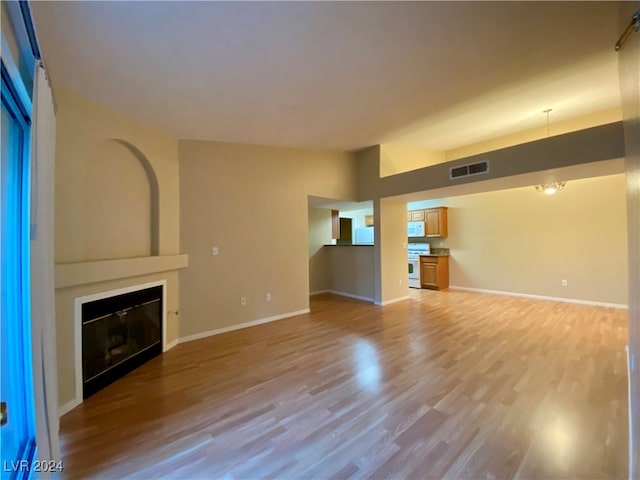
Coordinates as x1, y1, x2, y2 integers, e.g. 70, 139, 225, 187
59, 290, 629, 479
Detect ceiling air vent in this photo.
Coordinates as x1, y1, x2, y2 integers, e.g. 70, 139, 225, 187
450, 160, 489, 180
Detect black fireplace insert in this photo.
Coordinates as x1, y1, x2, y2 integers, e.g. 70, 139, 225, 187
82, 285, 162, 398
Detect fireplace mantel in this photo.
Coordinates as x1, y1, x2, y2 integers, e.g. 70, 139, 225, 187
55, 254, 189, 289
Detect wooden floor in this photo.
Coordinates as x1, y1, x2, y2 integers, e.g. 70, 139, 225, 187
59, 290, 629, 479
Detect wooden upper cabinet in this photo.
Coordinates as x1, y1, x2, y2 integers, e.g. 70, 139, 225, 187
410, 210, 425, 221
331, 210, 340, 239
407, 207, 448, 237
425, 207, 448, 237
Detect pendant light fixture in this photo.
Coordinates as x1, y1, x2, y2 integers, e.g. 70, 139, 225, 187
534, 109, 566, 195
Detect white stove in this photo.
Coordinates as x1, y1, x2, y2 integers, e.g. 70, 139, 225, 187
408, 243, 430, 288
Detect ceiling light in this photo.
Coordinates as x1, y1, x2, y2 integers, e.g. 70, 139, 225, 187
535, 182, 566, 195
534, 109, 567, 195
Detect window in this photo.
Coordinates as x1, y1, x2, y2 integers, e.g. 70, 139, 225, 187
1, 60, 36, 478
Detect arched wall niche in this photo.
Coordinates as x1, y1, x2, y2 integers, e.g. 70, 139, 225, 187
82, 139, 160, 260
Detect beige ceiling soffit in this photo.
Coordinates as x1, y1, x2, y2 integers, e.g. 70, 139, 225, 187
397, 159, 625, 204
357, 122, 625, 201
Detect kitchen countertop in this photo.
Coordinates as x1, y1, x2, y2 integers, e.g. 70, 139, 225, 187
419, 254, 449, 257
324, 244, 374, 246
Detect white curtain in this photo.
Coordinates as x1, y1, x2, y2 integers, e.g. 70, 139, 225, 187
30, 61, 60, 464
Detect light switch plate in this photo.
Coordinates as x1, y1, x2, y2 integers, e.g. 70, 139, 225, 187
212, 247, 219, 256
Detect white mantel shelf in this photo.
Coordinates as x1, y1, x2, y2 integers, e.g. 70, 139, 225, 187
55, 254, 189, 289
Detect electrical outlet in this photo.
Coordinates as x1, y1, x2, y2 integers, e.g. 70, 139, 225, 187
265, 292, 271, 302
211, 246, 219, 256
240, 296, 247, 306
561, 279, 568, 287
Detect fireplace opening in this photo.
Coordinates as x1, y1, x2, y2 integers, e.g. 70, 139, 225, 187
82, 285, 162, 398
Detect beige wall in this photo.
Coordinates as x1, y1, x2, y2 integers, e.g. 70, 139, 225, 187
308, 207, 332, 293
54, 87, 180, 262
327, 246, 375, 300
375, 197, 409, 304
380, 144, 445, 177
83, 140, 152, 260
410, 174, 628, 305
53, 88, 183, 406
179, 140, 357, 337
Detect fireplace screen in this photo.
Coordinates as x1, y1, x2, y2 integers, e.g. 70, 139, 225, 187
82, 285, 162, 398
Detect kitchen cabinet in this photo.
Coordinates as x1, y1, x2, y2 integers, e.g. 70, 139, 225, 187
420, 255, 449, 290
364, 214, 374, 227
425, 207, 448, 237
407, 207, 448, 237
410, 210, 425, 221
331, 210, 339, 239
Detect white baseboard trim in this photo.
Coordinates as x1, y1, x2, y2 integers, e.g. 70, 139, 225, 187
165, 338, 179, 351
375, 295, 410, 306
626, 345, 634, 480
178, 308, 311, 345
328, 290, 375, 303
309, 290, 330, 296
449, 285, 628, 309
59, 398, 81, 417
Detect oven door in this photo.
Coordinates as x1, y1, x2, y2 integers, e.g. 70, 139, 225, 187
408, 258, 421, 288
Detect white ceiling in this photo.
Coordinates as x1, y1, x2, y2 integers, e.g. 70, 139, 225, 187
31, 1, 622, 151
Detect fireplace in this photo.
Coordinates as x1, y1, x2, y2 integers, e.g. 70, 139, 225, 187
81, 285, 163, 398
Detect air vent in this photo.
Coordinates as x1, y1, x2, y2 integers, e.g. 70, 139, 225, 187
450, 165, 468, 178
450, 160, 489, 180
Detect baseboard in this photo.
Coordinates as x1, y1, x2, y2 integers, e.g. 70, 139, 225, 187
328, 290, 375, 303
309, 290, 330, 296
178, 308, 311, 344
626, 345, 634, 480
164, 338, 179, 351
59, 397, 81, 417
449, 285, 628, 309
375, 295, 410, 306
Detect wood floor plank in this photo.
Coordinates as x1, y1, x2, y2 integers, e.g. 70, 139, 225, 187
58, 290, 629, 479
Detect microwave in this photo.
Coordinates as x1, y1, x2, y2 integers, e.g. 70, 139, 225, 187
407, 221, 425, 237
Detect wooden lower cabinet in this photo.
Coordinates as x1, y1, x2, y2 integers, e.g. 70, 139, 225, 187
420, 255, 449, 290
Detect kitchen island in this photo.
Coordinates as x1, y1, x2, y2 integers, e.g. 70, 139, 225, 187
323, 244, 375, 301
